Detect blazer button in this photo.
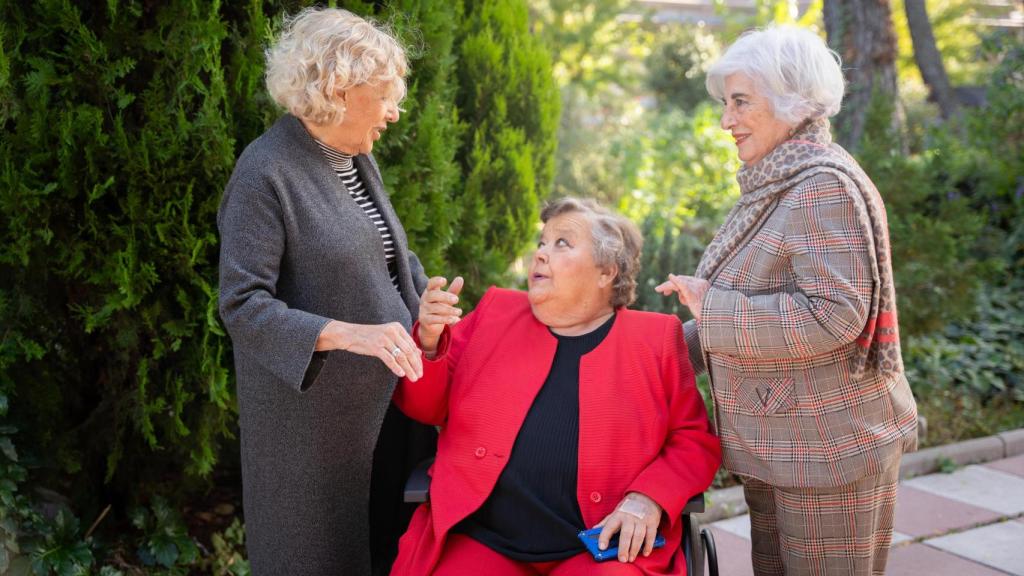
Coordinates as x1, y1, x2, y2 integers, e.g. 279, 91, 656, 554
590, 491, 602, 503
474, 447, 487, 458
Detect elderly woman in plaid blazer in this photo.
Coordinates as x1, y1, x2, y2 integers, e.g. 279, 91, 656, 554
657, 27, 918, 576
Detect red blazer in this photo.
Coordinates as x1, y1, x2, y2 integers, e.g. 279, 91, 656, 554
390, 288, 721, 576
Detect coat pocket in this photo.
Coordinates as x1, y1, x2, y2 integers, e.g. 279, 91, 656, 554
731, 376, 795, 416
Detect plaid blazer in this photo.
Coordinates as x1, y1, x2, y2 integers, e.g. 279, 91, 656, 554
684, 120, 918, 488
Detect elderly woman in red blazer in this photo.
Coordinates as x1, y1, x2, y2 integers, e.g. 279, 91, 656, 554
389, 198, 721, 576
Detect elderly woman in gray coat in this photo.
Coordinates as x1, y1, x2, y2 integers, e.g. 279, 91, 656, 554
218, 7, 441, 575
658, 27, 917, 576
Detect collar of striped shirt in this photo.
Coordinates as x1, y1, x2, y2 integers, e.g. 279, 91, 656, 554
314, 139, 355, 173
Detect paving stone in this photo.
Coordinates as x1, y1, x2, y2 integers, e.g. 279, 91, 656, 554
890, 531, 913, 545
903, 464, 1024, 515
900, 437, 1005, 478
894, 485, 1001, 538
886, 543, 1009, 576
707, 526, 754, 576
999, 428, 1024, 457
926, 520, 1024, 576
985, 453, 1024, 478
709, 513, 750, 540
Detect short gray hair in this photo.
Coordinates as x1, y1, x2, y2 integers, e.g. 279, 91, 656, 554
706, 26, 845, 126
540, 197, 643, 309
265, 7, 408, 125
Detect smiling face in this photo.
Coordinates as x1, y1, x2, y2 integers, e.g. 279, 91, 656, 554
720, 73, 795, 166
528, 212, 616, 335
329, 80, 401, 155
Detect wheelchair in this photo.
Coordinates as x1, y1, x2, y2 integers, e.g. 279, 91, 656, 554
404, 458, 719, 576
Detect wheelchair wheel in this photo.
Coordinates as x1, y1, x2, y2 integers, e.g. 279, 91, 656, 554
684, 515, 705, 576
701, 528, 718, 576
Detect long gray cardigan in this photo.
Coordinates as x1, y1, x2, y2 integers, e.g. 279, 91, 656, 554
218, 114, 429, 575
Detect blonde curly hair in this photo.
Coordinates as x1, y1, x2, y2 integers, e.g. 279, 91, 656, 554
265, 7, 407, 125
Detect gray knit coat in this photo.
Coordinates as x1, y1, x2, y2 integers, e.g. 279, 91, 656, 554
218, 114, 427, 575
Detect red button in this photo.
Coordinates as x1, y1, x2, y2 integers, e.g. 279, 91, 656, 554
474, 447, 487, 458
590, 491, 602, 503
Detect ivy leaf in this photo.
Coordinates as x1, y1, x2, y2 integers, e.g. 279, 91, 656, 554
149, 535, 179, 568
0, 437, 16, 462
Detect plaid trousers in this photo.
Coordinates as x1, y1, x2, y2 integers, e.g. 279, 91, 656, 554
741, 462, 900, 576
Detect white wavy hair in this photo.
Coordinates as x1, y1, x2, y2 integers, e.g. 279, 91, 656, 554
706, 26, 845, 126
265, 7, 408, 125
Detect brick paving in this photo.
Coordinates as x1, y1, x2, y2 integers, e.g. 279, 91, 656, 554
702, 454, 1024, 575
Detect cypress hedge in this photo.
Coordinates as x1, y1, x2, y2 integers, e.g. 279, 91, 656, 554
0, 0, 558, 553
447, 0, 561, 298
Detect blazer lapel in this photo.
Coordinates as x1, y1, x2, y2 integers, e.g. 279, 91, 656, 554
431, 313, 558, 537
354, 154, 419, 312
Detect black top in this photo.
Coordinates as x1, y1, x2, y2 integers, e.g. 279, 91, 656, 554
455, 312, 616, 561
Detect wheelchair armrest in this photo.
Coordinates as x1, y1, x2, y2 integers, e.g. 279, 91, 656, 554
682, 492, 706, 515
404, 457, 436, 503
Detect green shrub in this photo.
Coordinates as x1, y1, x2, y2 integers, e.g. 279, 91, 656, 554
858, 89, 991, 336
906, 279, 1024, 446
957, 30, 1024, 257
447, 0, 561, 298
2, 0, 252, 497
371, 0, 464, 279
907, 282, 1024, 402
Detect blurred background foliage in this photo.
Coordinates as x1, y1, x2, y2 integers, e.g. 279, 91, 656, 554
530, 0, 1023, 464
1, 0, 1021, 573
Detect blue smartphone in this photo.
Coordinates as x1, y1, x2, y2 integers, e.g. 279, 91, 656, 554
577, 526, 666, 562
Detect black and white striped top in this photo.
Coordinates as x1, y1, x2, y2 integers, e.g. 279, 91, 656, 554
315, 141, 400, 290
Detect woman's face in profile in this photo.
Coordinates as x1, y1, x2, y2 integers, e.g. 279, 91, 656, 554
528, 213, 612, 317
333, 81, 401, 155
719, 73, 793, 166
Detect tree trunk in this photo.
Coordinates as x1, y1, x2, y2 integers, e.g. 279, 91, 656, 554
823, 0, 902, 150
905, 0, 961, 119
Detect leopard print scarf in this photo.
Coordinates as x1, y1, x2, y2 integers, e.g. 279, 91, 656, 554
696, 118, 904, 378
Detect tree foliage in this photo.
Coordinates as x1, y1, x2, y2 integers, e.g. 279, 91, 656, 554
446, 0, 561, 297
370, 0, 464, 278
528, 0, 641, 94
1, 0, 250, 497
858, 29, 1024, 336
625, 104, 741, 315
645, 25, 720, 113
891, 0, 990, 87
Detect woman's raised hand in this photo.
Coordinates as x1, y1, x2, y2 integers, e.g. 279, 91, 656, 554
316, 320, 422, 381
418, 276, 464, 356
655, 274, 710, 322
595, 492, 664, 563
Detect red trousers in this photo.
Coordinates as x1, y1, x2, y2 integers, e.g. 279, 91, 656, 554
430, 533, 643, 576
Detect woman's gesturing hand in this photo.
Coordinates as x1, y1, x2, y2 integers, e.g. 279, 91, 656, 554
418, 276, 464, 357
317, 321, 422, 381
595, 492, 664, 563
655, 274, 710, 322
